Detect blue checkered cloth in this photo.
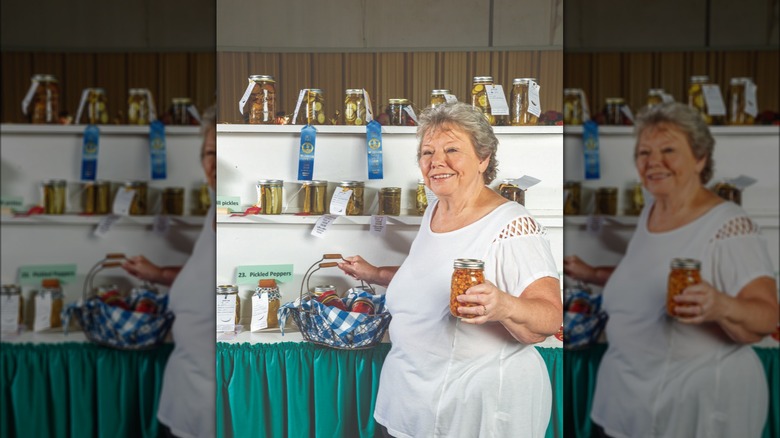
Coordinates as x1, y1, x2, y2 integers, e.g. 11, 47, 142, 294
279, 288, 390, 349
563, 289, 608, 350
62, 290, 174, 350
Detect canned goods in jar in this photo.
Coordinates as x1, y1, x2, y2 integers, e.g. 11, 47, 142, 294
170, 97, 193, 125
604, 98, 626, 125
594, 187, 618, 215
387, 98, 413, 126
192, 182, 211, 216
450, 259, 485, 318
378, 187, 402, 216
498, 179, 525, 205
82, 181, 97, 214
344, 89, 367, 125
471, 76, 495, 125
302, 180, 328, 215
728, 77, 755, 125
162, 187, 185, 215
667, 258, 701, 317
318, 290, 347, 311
247, 75, 276, 124
713, 181, 741, 205
25, 74, 60, 124
256, 179, 284, 215
688, 76, 712, 124
351, 297, 375, 314
646, 89, 664, 109
312, 285, 337, 297
563, 88, 584, 125
123, 181, 148, 215
38, 278, 64, 329
563, 181, 581, 215
43, 180, 67, 214
128, 88, 154, 125
299, 89, 325, 125
415, 179, 428, 216
627, 182, 645, 215
81, 88, 108, 124
334, 181, 365, 216
1, 284, 24, 326
510, 78, 539, 126
430, 89, 451, 108
216, 284, 241, 326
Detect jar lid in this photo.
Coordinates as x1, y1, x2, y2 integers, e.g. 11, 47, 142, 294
302, 180, 328, 186
597, 187, 618, 193
388, 98, 410, 104
380, 187, 402, 194
431, 89, 451, 94
89, 88, 106, 94
1, 284, 21, 295
605, 97, 625, 104
690, 75, 710, 83
339, 180, 365, 187
32, 74, 57, 82
307, 89, 323, 95
670, 258, 701, 269
346, 89, 364, 94
453, 258, 485, 269
44, 179, 68, 186
163, 187, 185, 193
418, 178, 426, 184
713, 181, 738, 190
249, 74, 275, 83
124, 181, 147, 187
313, 285, 337, 295
257, 179, 284, 186
564, 88, 581, 94
513, 78, 537, 84
473, 76, 493, 82
648, 88, 665, 95
564, 180, 581, 187
129, 88, 145, 94
172, 97, 191, 104
41, 278, 60, 288
216, 284, 238, 294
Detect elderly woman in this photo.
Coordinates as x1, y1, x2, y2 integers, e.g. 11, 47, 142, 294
338, 102, 561, 437
564, 102, 777, 438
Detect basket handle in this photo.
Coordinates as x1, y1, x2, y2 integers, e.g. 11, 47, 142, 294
323, 254, 343, 260
82, 253, 128, 300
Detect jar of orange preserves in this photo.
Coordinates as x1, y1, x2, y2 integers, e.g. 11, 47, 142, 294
667, 258, 701, 317
450, 259, 485, 318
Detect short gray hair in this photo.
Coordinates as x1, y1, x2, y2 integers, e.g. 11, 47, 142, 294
416, 102, 499, 184
634, 102, 715, 184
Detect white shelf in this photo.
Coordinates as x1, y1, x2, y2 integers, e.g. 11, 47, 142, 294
564, 211, 779, 228
563, 125, 780, 136
1, 214, 206, 227
0, 123, 201, 135
217, 124, 563, 135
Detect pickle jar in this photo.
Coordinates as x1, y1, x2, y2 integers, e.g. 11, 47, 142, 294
127, 88, 151, 125
646, 89, 665, 109
256, 179, 284, 215
626, 181, 645, 215
387, 98, 413, 126
378, 187, 402, 216
302, 180, 328, 215
415, 179, 428, 216
594, 187, 618, 215
191, 181, 211, 216
563, 88, 584, 125
300, 89, 325, 125
712, 181, 741, 205
26, 74, 60, 124
687, 75, 711, 124
563, 181, 581, 215
247, 75, 276, 124
81, 180, 112, 215
123, 181, 148, 215
510, 78, 539, 126
728, 77, 755, 125
471, 76, 495, 125
450, 259, 485, 318
430, 89, 451, 108
1, 284, 24, 327
170, 97, 193, 125
667, 258, 701, 317
162, 187, 185, 215
604, 98, 626, 125
83, 88, 109, 124
36, 278, 63, 330
216, 284, 241, 330
343, 89, 367, 125
43, 179, 67, 214
334, 181, 365, 216
498, 179, 525, 205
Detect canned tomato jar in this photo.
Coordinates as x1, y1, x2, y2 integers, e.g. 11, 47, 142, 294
667, 258, 701, 317
450, 259, 485, 318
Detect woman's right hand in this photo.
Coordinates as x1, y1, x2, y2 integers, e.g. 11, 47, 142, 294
337, 255, 379, 284
122, 255, 163, 284
563, 255, 595, 283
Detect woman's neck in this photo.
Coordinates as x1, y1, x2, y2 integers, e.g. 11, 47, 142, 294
649, 185, 720, 231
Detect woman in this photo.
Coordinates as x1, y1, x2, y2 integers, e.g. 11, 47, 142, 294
338, 102, 562, 437
122, 105, 217, 438
564, 102, 777, 438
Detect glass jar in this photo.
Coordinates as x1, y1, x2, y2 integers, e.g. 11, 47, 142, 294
646, 89, 665, 108
378, 187, 402, 216
604, 98, 626, 125
415, 179, 428, 216
84, 88, 108, 124
162, 187, 185, 215
27, 74, 60, 124
170, 97, 193, 125
350, 297, 375, 314
127, 88, 152, 125
626, 181, 645, 215
335, 181, 365, 216
713, 181, 741, 205
123, 181, 148, 215
37, 278, 63, 330
667, 258, 701, 317
256, 179, 283, 215
343, 89, 367, 125
43, 180, 67, 214
688, 75, 712, 124
312, 285, 337, 298
510, 78, 539, 126
216, 284, 241, 329
190, 182, 211, 216
430, 89, 451, 108
302, 180, 328, 215
450, 259, 485, 318
563, 88, 584, 125
594, 187, 618, 215
1, 284, 24, 326
300, 89, 325, 125
387, 98, 412, 126
471, 76, 495, 125
563, 181, 581, 215
254, 279, 281, 329
247, 75, 276, 124
498, 179, 525, 205
81, 180, 110, 215
728, 77, 755, 125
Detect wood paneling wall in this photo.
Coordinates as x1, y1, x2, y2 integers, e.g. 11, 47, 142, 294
1, 52, 216, 123
216, 51, 564, 124
564, 50, 779, 117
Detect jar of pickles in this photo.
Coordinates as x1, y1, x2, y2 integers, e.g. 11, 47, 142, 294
335, 181, 365, 216
626, 181, 645, 215
247, 75, 276, 124
1, 284, 24, 327
170, 97, 194, 125
299, 89, 325, 125
450, 259, 485, 318
594, 187, 618, 215
712, 181, 741, 205
430, 89, 451, 108
43, 180, 67, 214
302, 180, 328, 215
378, 187, 402, 216
25, 74, 60, 124
471, 76, 495, 125
82, 180, 112, 215
387, 98, 413, 126
667, 258, 701, 317
688, 75, 711, 124
563, 89, 585, 125
510, 78, 539, 126
256, 179, 283, 215
498, 179, 525, 205
162, 187, 185, 215
415, 179, 428, 216
123, 181, 148, 215
728, 77, 755, 125
35, 278, 63, 330
563, 181, 581, 215
128, 88, 151, 125
82, 88, 108, 124
344, 89, 367, 125
216, 284, 241, 331
646, 89, 665, 109
604, 98, 626, 125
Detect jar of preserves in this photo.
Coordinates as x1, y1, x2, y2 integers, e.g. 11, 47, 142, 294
302, 180, 328, 215
312, 285, 337, 298
387, 98, 413, 126
604, 98, 626, 125
728, 77, 755, 125
318, 290, 347, 311
82, 181, 103, 214
510, 78, 539, 126
192, 182, 211, 216
343, 89, 367, 125
563, 88, 584, 125
247, 75, 276, 124
256, 179, 284, 215
216, 284, 241, 330
430, 89, 451, 108
415, 179, 428, 216
712, 181, 741, 205
594, 187, 618, 215
688, 75, 712, 124
299, 89, 325, 125
36, 278, 63, 330
626, 181, 645, 215
334, 181, 365, 216
378, 187, 402, 216
43, 180, 67, 214
350, 297, 375, 314
25, 74, 60, 124
170, 97, 193, 125
471, 76, 495, 125
667, 258, 701, 317
563, 181, 581, 215
498, 179, 525, 205
254, 279, 281, 330
162, 187, 185, 215
123, 181, 148, 215
646, 89, 665, 109
82, 88, 108, 124
450, 259, 485, 318
1, 284, 24, 327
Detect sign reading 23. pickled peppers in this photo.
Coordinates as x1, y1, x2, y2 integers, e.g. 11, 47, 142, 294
80, 125, 100, 181
297, 125, 317, 181
149, 120, 167, 180
366, 120, 383, 180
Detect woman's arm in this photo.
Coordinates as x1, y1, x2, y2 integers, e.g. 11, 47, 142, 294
563, 255, 615, 286
121, 255, 182, 287
337, 255, 399, 288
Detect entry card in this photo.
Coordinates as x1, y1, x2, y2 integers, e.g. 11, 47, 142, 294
236, 264, 293, 285
18, 264, 77, 286
216, 294, 237, 333
311, 214, 338, 238
33, 294, 53, 332
486, 85, 509, 116
329, 190, 352, 216
370, 215, 387, 235
1, 295, 20, 333
702, 85, 726, 116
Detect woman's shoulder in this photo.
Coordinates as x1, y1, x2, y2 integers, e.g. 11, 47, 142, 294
706, 201, 763, 241
488, 202, 548, 240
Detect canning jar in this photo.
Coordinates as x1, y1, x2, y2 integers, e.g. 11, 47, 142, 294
713, 181, 741, 205
170, 97, 193, 125
415, 179, 428, 216
27, 74, 60, 124
430, 89, 451, 108
312, 285, 337, 298
43, 180, 67, 214
510, 78, 539, 126
378, 187, 402, 216
127, 88, 151, 125
162, 187, 185, 215
1, 284, 24, 326
646, 89, 665, 108
688, 75, 712, 124
563, 181, 581, 215
498, 179, 525, 205
256, 179, 283, 215
300, 89, 325, 125
343, 89, 367, 125
123, 181, 148, 215
81, 180, 111, 215
471, 76, 495, 125
604, 98, 626, 125
317, 290, 347, 310
302, 180, 328, 215
387, 98, 412, 126
563, 88, 584, 125
627, 181, 645, 215
247, 75, 276, 124
595, 187, 618, 215
667, 258, 701, 317
36, 278, 63, 330
728, 77, 755, 125
84, 88, 108, 124
191, 182, 211, 216
216, 284, 241, 329
351, 297, 375, 314
253, 279, 281, 330
450, 259, 485, 318
335, 181, 365, 216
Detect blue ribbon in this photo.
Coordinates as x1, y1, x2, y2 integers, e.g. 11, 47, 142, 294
583, 120, 600, 180
149, 120, 167, 180
297, 125, 317, 181
80, 125, 100, 181
366, 120, 383, 180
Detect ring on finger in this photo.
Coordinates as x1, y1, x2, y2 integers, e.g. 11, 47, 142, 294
482, 305, 487, 316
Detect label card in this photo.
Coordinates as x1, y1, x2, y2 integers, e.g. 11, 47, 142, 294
216, 196, 242, 213
620, 105, 635, 123
153, 214, 170, 236
94, 214, 121, 237
238, 81, 255, 114
403, 106, 419, 124
292, 89, 307, 125
18, 264, 77, 286
329, 190, 352, 216
369, 215, 387, 235
744, 81, 758, 117
236, 264, 294, 285
586, 215, 605, 236
702, 85, 727, 116
527, 81, 542, 117
311, 214, 338, 238
251, 293, 269, 332
511, 175, 542, 190
1, 295, 20, 333
486, 85, 509, 116
424, 186, 438, 205
33, 294, 53, 332
112, 189, 135, 216
444, 94, 458, 103
1, 196, 24, 212
216, 294, 237, 332
728, 175, 757, 190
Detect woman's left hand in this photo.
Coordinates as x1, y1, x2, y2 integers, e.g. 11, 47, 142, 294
673, 280, 730, 324
456, 280, 510, 324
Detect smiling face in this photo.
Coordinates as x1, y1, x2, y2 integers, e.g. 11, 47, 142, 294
635, 124, 705, 198
418, 124, 489, 200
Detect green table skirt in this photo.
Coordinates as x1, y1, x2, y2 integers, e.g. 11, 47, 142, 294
216, 342, 564, 438
0, 342, 172, 438
563, 344, 779, 438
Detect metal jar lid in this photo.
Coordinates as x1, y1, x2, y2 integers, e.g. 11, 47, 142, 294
346, 89, 364, 94
338, 180, 365, 188
302, 180, 328, 187
605, 97, 625, 104
163, 187, 185, 194
216, 284, 238, 295
431, 89, 451, 94
388, 98, 410, 105
596, 187, 618, 194
473, 76, 494, 83
564, 88, 580, 95
172, 97, 191, 104
513, 77, 537, 84
32, 74, 58, 82
453, 258, 485, 269
249, 74, 275, 83
1, 284, 21, 295
307, 89, 323, 95
124, 181, 147, 188
44, 179, 68, 187
689, 75, 710, 83
670, 258, 701, 270
380, 187, 401, 194
257, 179, 283, 187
